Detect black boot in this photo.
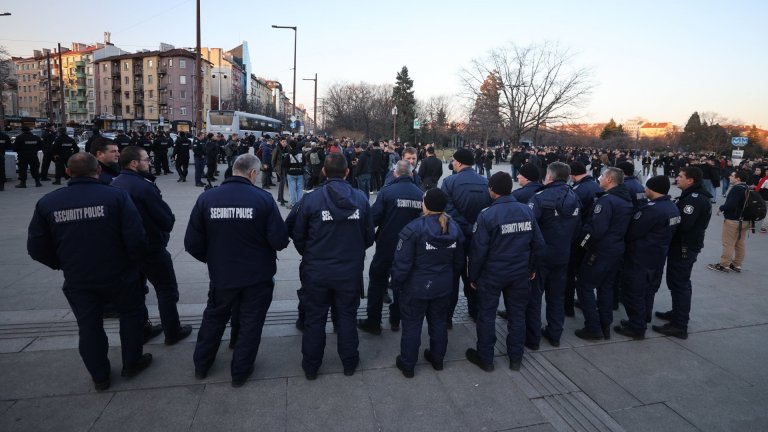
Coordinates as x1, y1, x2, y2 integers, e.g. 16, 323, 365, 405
15, 181, 26, 188
35, 179, 43, 187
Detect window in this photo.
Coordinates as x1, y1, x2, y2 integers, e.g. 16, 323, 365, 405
168, 59, 173, 68
169, 107, 173, 116
123, 62, 129, 70
180, 107, 187, 115
87, 91, 93, 98
169, 90, 173, 98
180, 90, 186, 99
88, 102, 94, 111
148, 90, 153, 98
124, 76, 129, 84
180, 75, 186, 85
102, 64, 107, 72
179, 59, 186, 69
148, 107, 154, 114
87, 78, 93, 86
147, 60, 153, 68
103, 91, 108, 98
87, 66, 92, 74
147, 75, 153, 84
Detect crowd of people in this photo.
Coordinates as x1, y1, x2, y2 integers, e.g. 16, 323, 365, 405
20, 129, 768, 390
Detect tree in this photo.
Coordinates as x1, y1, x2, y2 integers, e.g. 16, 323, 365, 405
325, 82, 393, 139
417, 95, 454, 147
467, 73, 502, 146
679, 111, 703, 151
460, 41, 593, 146
599, 118, 626, 140
0, 45, 18, 130
392, 66, 416, 143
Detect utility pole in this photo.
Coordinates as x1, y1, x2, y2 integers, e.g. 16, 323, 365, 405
302, 73, 316, 133
46, 52, 53, 125
57, 43, 65, 126
195, 0, 203, 131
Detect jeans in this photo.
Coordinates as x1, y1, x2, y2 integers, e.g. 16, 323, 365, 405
702, 179, 716, 202
287, 174, 304, 205
357, 173, 371, 199
721, 177, 730, 197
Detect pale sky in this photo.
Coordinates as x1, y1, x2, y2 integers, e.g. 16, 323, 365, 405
2, 0, 766, 127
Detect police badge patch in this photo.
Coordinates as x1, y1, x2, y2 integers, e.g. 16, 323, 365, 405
396, 239, 403, 251
472, 222, 478, 233
594, 204, 602, 214
683, 205, 694, 215
528, 202, 534, 209
634, 211, 642, 220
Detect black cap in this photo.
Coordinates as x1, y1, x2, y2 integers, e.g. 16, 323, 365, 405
569, 161, 587, 175
645, 175, 670, 195
518, 163, 540, 182
488, 172, 513, 195
617, 161, 635, 176
453, 148, 474, 166
424, 188, 448, 212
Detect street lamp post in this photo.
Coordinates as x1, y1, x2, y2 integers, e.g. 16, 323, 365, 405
302, 73, 317, 134
272, 25, 297, 130
392, 106, 398, 142
0, 12, 11, 16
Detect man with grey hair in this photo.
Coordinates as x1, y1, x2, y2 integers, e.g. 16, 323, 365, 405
573, 166, 634, 341
185, 153, 289, 387
358, 159, 424, 335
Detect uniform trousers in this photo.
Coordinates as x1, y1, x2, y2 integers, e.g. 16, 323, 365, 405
665, 247, 698, 329
399, 291, 450, 370
476, 277, 530, 364
63, 278, 145, 382
621, 262, 664, 333
194, 157, 205, 184
17, 154, 40, 181
194, 280, 274, 379
300, 279, 360, 374
365, 253, 400, 326
526, 263, 568, 344
576, 255, 621, 333
175, 158, 189, 179
140, 249, 182, 337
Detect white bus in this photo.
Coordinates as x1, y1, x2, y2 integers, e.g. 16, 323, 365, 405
206, 110, 283, 138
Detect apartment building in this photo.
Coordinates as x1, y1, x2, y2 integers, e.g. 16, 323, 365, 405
639, 122, 676, 138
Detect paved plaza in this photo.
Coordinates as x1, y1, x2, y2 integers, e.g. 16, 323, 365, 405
1, 161, 767, 431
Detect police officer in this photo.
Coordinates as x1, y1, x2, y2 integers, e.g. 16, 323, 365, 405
114, 130, 132, 152
192, 132, 207, 187
185, 154, 289, 387
512, 163, 542, 204
84, 126, 102, 154
525, 162, 581, 349
618, 161, 647, 208
152, 131, 172, 175
39, 124, 56, 181
173, 131, 191, 182
442, 148, 492, 322
205, 133, 219, 184
358, 160, 424, 335
653, 166, 712, 339
0, 129, 11, 191
466, 172, 545, 372
91, 138, 121, 185
574, 167, 634, 341
138, 132, 153, 161
565, 161, 603, 316
614, 176, 680, 339
417, 145, 443, 190
384, 147, 421, 187
112, 146, 192, 345
289, 153, 374, 379
50, 127, 79, 185
27, 152, 151, 390
391, 188, 465, 378
13, 126, 44, 188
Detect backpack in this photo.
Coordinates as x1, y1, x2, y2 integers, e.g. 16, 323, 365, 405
309, 150, 321, 166
741, 187, 767, 222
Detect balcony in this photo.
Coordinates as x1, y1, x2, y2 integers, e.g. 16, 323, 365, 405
73, 95, 87, 102
70, 107, 88, 114
112, 81, 121, 91
113, 108, 122, 117
159, 95, 168, 105
134, 94, 144, 104
75, 70, 86, 78
75, 61, 85, 67
134, 66, 143, 76
158, 66, 167, 76
111, 69, 121, 78
133, 83, 144, 93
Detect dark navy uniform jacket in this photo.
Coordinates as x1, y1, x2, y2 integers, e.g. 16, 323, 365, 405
370, 175, 423, 259
13, 132, 43, 156
572, 175, 602, 217
512, 181, 542, 204
185, 176, 289, 288
290, 178, 375, 283
114, 134, 132, 151
670, 184, 712, 254
111, 169, 175, 252
528, 181, 582, 266
173, 136, 192, 160
98, 162, 120, 185
578, 184, 634, 258
384, 169, 422, 188
51, 134, 79, 160
469, 195, 545, 284
625, 196, 680, 269
624, 176, 648, 208
441, 167, 492, 237
390, 214, 465, 299
27, 177, 147, 287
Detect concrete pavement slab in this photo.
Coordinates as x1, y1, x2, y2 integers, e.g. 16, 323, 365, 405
91, 386, 202, 432
0, 338, 34, 353
0, 348, 100, 399
287, 372, 377, 432
496, 424, 558, 432
574, 337, 750, 405
0, 400, 15, 416
190, 379, 287, 431
609, 403, 698, 432
542, 348, 642, 412
362, 367, 467, 432
665, 386, 768, 431
0, 393, 112, 432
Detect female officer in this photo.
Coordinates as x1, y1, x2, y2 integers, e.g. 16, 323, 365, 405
390, 188, 465, 378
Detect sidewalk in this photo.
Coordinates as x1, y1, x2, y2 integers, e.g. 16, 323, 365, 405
1, 161, 767, 431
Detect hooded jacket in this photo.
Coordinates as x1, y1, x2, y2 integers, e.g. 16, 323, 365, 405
670, 183, 712, 254
390, 214, 465, 299
289, 178, 375, 282
578, 183, 634, 259
111, 169, 175, 252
